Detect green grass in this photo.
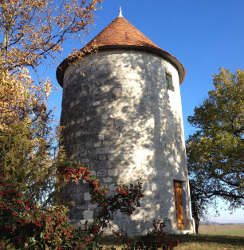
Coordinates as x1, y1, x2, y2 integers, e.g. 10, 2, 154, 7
100, 233, 244, 249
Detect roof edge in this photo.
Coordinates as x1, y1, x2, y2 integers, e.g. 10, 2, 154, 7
56, 45, 186, 87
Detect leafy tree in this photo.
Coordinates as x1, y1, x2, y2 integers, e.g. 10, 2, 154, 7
187, 68, 244, 233
0, 67, 58, 202
0, 0, 102, 70
0, 0, 102, 203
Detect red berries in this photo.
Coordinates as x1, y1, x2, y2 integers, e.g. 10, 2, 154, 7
1, 164, 148, 249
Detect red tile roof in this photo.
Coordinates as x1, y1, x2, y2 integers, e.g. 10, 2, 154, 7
57, 16, 186, 86
85, 16, 163, 50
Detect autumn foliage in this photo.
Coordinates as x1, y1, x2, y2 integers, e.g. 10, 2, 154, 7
0, 66, 60, 203
0, 0, 102, 70
57, 163, 144, 226
1, 162, 180, 249
0, 1, 181, 248
0, 162, 144, 249
0, 0, 102, 203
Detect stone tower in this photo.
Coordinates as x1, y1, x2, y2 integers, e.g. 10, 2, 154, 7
57, 13, 195, 235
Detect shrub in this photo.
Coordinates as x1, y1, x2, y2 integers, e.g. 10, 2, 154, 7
0, 163, 144, 249
1, 163, 179, 249
113, 220, 179, 250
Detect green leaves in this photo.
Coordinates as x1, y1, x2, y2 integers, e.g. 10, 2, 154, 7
1, 162, 145, 249
187, 68, 244, 233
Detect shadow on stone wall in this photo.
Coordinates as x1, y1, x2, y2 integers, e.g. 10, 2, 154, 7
60, 50, 190, 235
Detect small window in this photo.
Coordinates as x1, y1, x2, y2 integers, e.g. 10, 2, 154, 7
166, 73, 174, 91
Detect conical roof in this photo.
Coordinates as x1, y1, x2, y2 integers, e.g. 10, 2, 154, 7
84, 16, 163, 51
57, 16, 186, 86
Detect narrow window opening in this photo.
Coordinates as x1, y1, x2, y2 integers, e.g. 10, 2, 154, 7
166, 73, 174, 91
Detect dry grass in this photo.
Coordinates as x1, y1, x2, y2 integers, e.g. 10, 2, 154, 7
199, 224, 244, 234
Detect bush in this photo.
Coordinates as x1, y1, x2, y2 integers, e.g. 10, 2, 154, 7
113, 220, 179, 250
0, 163, 179, 249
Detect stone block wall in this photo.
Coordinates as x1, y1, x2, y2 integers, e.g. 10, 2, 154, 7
60, 50, 194, 235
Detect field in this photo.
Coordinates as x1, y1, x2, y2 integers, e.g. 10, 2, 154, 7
101, 224, 244, 249
172, 224, 244, 250
199, 224, 244, 236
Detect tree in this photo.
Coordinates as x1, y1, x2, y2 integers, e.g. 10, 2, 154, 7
0, 67, 58, 202
0, 0, 102, 70
186, 68, 244, 233
0, 0, 102, 203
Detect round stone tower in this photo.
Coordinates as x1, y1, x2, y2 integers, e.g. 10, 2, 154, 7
57, 13, 195, 235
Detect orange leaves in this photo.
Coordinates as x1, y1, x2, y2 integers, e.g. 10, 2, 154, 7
0, 0, 102, 70
0, 0, 102, 209
0, 65, 61, 202
0, 67, 52, 129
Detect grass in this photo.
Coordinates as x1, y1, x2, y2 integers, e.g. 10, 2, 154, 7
199, 224, 244, 237
202, 229, 244, 237
170, 234, 244, 250
99, 226, 244, 249
99, 234, 244, 249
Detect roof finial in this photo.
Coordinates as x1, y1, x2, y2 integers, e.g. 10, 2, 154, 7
118, 6, 123, 17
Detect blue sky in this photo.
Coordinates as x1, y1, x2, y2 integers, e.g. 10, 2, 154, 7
46, 0, 244, 223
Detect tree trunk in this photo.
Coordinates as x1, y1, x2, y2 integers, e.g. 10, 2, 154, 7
194, 217, 200, 234
191, 198, 200, 234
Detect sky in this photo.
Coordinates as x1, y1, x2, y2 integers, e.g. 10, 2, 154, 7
45, 0, 244, 224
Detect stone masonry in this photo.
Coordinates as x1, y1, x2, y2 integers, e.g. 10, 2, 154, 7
60, 49, 195, 235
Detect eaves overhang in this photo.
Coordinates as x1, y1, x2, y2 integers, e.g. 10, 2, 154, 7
56, 45, 186, 87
